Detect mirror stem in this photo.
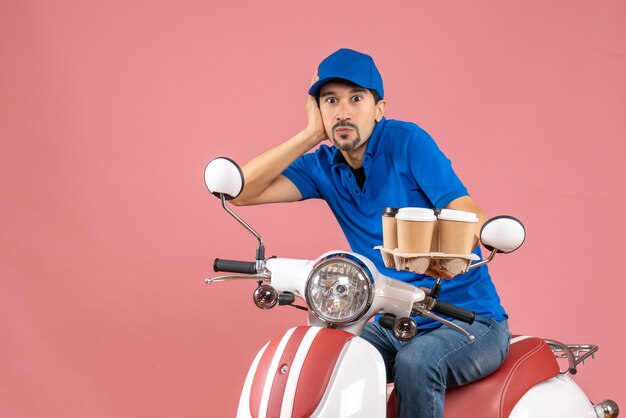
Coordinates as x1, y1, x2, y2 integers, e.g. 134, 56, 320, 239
221, 194, 265, 260
467, 249, 497, 270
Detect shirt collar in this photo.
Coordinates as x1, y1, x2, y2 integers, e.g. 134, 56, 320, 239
330, 117, 387, 168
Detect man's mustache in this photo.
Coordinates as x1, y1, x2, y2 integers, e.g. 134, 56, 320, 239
333, 121, 358, 131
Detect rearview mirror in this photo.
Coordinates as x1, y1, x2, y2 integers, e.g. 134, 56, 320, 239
480, 216, 526, 254
204, 157, 244, 200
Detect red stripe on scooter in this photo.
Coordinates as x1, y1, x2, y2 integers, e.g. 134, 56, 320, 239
249, 332, 283, 417
292, 328, 354, 418
265, 326, 310, 417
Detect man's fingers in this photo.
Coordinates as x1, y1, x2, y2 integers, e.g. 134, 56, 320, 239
425, 268, 454, 280
305, 94, 318, 109
310, 72, 319, 87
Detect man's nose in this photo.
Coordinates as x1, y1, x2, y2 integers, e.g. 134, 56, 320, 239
336, 101, 351, 120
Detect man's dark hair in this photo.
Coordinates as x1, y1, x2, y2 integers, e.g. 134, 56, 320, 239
369, 89, 382, 104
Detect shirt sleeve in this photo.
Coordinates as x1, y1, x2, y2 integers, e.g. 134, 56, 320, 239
281, 153, 322, 200
408, 127, 468, 208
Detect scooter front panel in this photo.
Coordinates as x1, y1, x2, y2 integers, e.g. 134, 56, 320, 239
309, 336, 387, 417
239, 326, 361, 418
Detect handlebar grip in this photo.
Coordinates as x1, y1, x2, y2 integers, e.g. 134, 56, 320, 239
213, 258, 257, 274
432, 300, 476, 324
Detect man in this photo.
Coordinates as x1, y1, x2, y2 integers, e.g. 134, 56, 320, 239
232, 48, 510, 418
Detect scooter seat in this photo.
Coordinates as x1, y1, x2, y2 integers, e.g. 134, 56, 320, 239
387, 335, 560, 418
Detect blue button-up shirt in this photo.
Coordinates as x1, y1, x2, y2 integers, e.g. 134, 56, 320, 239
283, 118, 506, 327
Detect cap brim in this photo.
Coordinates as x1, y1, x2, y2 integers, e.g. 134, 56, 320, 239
308, 77, 355, 97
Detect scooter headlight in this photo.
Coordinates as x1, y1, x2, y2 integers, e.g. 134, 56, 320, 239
305, 254, 374, 325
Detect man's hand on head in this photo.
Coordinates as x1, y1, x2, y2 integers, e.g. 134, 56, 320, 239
303, 74, 328, 145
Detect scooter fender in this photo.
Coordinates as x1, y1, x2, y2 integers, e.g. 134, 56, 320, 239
509, 374, 598, 418
237, 326, 387, 418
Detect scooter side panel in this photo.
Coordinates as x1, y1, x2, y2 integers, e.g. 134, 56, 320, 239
236, 326, 386, 418
241, 327, 312, 418
509, 374, 597, 418
238, 327, 302, 418
310, 336, 387, 418
237, 342, 269, 418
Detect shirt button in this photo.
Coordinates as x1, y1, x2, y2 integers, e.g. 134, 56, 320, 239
355, 189, 359, 194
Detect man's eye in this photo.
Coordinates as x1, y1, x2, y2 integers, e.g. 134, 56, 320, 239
352, 95, 362, 102
325, 97, 337, 104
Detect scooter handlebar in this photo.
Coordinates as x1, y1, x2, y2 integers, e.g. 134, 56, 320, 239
213, 258, 257, 274
432, 300, 476, 324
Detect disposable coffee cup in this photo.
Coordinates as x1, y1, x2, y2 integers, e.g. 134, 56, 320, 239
398, 208, 439, 251
396, 208, 437, 253
437, 209, 479, 254
381, 207, 399, 249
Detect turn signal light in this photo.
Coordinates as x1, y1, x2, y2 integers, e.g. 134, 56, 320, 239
393, 317, 418, 341
253, 285, 278, 310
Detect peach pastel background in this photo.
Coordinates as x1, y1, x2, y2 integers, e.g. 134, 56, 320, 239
1, 0, 624, 416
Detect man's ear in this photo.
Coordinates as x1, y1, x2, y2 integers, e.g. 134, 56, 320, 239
375, 100, 387, 122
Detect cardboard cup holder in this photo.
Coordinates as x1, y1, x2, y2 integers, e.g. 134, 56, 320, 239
374, 246, 480, 278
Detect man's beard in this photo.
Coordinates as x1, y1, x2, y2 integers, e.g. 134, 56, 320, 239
331, 121, 361, 151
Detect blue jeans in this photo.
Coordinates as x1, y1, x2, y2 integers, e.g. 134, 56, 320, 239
360, 316, 510, 418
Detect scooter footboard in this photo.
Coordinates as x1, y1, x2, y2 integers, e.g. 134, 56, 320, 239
237, 326, 387, 418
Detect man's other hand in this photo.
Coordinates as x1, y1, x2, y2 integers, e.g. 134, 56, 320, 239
304, 74, 328, 144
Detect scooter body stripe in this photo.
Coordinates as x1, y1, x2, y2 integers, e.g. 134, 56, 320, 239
280, 327, 323, 418
292, 328, 355, 418
510, 335, 532, 344
237, 343, 268, 417
258, 327, 296, 418
250, 327, 295, 418
249, 339, 279, 417
265, 326, 310, 418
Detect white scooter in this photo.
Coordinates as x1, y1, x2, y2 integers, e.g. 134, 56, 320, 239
203, 157, 619, 418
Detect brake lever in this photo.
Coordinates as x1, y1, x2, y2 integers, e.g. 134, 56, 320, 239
412, 306, 475, 342
205, 274, 269, 284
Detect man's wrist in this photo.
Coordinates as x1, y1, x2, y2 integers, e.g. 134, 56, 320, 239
299, 128, 325, 147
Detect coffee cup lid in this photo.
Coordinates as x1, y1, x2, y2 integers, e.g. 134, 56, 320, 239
437, 208, 479, 222
398, 207, 435, 216
381, 207, 399, 217
396, 207, 437, 222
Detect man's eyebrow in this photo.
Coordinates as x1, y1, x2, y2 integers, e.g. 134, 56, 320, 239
320, 88, 368, 97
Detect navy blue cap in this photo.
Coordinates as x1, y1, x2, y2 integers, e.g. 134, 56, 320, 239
308, 48, 384, 99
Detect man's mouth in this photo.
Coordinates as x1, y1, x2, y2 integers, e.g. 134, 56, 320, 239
335, 128, 353, 135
